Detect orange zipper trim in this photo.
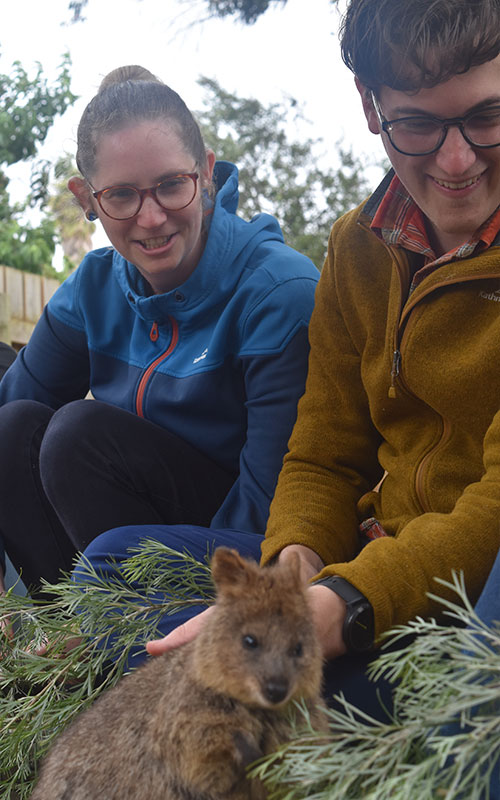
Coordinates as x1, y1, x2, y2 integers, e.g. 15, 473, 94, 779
135, 316, 179, 418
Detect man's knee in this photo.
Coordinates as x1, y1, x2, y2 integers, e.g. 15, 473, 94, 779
80, 526, 139, 568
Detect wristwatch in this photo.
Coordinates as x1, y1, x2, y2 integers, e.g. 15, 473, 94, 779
313, 575, 374, 653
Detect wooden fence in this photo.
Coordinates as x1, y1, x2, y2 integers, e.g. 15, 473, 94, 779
0, 265, 60, 348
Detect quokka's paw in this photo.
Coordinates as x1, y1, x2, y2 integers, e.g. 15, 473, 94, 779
232, 729, 263, 769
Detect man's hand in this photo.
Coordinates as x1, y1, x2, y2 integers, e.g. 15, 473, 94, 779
147, 545, 348, 663
307, 583, 347, 660
146, 606, 215, 656
278, 543, 325, 583
278, 545, 347, 659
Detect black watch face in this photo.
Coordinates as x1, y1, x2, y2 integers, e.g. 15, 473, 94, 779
347, 605, 373, 651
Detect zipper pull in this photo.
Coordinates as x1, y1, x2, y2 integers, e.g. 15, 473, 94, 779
150, 321, 159, 342
388, 349, 401, 399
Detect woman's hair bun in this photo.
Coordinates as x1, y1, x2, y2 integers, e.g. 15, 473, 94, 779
98, 65, 161, 93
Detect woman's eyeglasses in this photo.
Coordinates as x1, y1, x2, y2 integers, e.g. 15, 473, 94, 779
91, 173, 199, 220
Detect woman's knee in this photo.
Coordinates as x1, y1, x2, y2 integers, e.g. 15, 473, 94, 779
0, 398, 53, 434
39, 399, 117, 471
0, 399, 54, 473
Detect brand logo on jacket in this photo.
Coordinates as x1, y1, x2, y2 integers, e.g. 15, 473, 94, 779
479, 288, 500, 303
193, 348, 208, 364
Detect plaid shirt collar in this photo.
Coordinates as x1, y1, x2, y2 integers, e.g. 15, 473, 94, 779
370, 172, 500, 285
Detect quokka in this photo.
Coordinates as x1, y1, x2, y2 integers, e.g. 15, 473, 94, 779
31, 546, 328, 800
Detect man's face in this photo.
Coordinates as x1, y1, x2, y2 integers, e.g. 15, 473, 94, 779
358, 54, 500, 256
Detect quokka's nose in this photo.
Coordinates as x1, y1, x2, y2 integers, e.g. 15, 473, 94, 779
263, 679, 289, 705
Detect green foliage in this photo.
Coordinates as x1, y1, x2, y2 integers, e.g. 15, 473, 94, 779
1, 549, 499, 800
0, 55, 76, 275
0, 172, 59, 278
0, 540, 214, 798
0, 56, 75, 168
0, 213, 58, 278
252, 572, 500, 800
197, 77, 372, 268
48, 155, 94, 276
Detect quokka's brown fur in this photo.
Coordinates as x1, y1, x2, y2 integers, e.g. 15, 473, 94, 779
30, 547, 328, 800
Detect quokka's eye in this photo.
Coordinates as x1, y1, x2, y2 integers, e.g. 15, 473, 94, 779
292, 642, 303, 658
242, 634, 259, 649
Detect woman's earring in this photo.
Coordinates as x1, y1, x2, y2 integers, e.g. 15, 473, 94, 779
86, 211, 98, 222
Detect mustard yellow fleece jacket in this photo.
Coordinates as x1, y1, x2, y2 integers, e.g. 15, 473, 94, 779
262, 193, 500, 642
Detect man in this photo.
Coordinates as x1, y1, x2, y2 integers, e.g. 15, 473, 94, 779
258, 0, 500, 711
146, 0, 500, 719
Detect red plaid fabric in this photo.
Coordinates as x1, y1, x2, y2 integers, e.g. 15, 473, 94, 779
371, 173, 500, 290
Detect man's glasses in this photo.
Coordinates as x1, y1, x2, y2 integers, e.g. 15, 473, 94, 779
91, 173, 199, 220
371, 92, 500, 156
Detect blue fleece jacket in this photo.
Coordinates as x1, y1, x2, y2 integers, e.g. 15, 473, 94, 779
0, 161, 319, 546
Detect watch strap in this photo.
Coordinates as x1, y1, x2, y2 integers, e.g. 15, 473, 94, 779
314, 575, 368, 604
313, 575, 374, 652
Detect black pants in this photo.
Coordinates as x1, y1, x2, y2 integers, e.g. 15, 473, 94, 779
0, 399, 236, 594
0, 342, 16, 379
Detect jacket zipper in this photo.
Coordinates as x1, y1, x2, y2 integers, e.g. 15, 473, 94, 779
135, 316, 179, 418
387, 246, 410, 399
414, 418, 452, 513
386, 251, 500, 398
377, 239, 500, 510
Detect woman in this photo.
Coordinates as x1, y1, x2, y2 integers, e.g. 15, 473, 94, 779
0, 65, 319, 596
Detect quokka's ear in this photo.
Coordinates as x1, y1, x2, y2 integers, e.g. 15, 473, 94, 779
211, 547, 259, 596
277, 551, 303, 592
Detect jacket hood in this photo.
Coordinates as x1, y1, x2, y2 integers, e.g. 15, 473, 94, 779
113, 161, 286, 322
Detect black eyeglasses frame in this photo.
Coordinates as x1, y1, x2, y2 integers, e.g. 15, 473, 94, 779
370, 92, 500, 157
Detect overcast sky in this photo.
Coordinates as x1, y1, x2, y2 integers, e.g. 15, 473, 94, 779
2, 0, 385, 250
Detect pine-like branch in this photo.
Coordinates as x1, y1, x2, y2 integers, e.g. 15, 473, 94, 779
0, 541, 214, 798
2, 552, 499, 800
251, 572, 500, 800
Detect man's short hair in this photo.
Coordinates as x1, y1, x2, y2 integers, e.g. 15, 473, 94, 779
340, 0, 500, 91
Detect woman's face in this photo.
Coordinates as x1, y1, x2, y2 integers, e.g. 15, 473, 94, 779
73, 120, 215, 294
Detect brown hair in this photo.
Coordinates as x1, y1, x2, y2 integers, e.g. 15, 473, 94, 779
340, 0, 500, 91
76, 65, 207, 179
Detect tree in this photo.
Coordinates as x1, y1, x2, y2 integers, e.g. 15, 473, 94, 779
66, 0, 335, 25
198, 0, 286, 23
48, 155, 94, 277
197, 76, 372, 269
0, 56, 76, 277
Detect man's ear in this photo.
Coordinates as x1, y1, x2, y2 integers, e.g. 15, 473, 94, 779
355, 77, 381, 135
68, 176, 94, 214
